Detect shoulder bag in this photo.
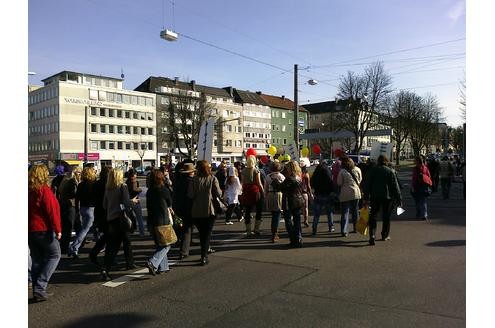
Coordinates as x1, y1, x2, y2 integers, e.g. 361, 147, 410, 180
155, 208, 178, 246
119, 185, 137, 232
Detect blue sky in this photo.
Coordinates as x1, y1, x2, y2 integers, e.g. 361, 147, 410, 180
28, 0, 465, 126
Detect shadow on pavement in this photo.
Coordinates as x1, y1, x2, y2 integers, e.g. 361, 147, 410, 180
60, 313, 156, 328
425, 240, 466, 247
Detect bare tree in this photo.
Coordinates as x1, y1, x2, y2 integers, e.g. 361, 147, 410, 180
335, 62, 393, 154
158, 91, 214, 158
384, 91, 421, 165
407, 94, 443, 156
459, 74, 466, 122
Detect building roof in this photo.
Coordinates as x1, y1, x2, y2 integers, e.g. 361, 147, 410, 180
231, 89, 269, 106
135, 76, 233, 99
257, 93, 307, 112
302, 99, 350, 114
41, 70, 123, 83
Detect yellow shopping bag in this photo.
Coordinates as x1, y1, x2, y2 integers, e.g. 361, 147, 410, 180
356, 207, 369, 236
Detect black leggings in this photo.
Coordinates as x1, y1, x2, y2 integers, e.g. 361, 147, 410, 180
192, 216, 216, 260
104, 219, 134, 271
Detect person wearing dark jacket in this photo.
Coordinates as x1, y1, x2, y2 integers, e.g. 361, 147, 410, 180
173, 161, 195, 260
126, 170, 145, 236
362, 155, 402, 245
28, 164, 62, 302
58, 166, 81, 255
145, 170, 174, 275
89, 166, 110, 268
68, 166, 97, 258
278, 161, 305, 248
310, 162, 335, 235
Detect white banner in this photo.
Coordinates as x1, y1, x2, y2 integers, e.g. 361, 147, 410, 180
197, 118, 216, 163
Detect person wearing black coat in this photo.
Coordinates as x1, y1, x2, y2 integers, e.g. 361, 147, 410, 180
310, 162, 335, 235
173, 161, 195, 260
89, 166, 110, 269
146, 170, 173, 275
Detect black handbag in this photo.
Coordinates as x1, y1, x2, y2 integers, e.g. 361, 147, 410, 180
119, 185, 137, 232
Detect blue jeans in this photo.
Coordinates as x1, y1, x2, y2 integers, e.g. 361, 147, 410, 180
69, 206, 94, 255
132, 202, 145, 235
312, 195, 334, 233
284, 208, 302, 244
149, 245, 171, 272
340, 199, 359, 234
28, 231, 61, 297
271, 211, 281, 232
412, 192, 428, 219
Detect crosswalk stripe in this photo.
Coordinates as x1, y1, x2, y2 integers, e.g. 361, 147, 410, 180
102, 269, 148, 288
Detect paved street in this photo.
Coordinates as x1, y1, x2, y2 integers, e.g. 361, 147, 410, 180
29, 170, 465, 328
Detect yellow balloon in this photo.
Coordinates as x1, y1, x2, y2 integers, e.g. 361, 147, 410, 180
301, 147, 309, 157
268, 145, 277, 156
281, 154, 291, 162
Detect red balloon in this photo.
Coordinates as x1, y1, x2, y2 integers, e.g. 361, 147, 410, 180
246, 148, 257, 158
312, 144, 321, 155
260, 155, 269, 164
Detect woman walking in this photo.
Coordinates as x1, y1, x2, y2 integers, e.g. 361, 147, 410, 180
310, 162, 335, 235
189, 160, 223, 265
300, 161, 313, 228
240, 155, 264, 236
28, 164, 62, 302
58, 166, 81, 255
224, 166, 243, 225
145, 170, 174, 275
89, 166, 110, 267
102, 168, 138, 280
336, 156, 362, 236
411, 155, 432, 221
277, 161, 305, 248
126, 170, 145, 236
264, 161, 285, 242
68, 166, 97, 258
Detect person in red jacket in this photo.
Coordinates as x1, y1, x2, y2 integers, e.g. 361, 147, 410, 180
28, 164, 62, 302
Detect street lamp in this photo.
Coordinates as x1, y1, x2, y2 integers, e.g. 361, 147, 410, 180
293, 64, 317, 155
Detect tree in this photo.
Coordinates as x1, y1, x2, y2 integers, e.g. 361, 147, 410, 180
459, 74, 466, 122
158, 90, 214, 158
407, 94, 443, 156
335, 62, 393, 154
135, 139, 148, 169
384, 91, 420, 165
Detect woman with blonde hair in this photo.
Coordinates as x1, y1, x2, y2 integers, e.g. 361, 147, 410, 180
189, 160, 222, 265
28, 164, 62, 302
264, 161, 285, 242
102, 168, 138, 280
68, 166, 97, 258
240, 155, 264, 236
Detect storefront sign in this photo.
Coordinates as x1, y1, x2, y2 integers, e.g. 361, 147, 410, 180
63, 97, 122, 109
61, 153, 100, 160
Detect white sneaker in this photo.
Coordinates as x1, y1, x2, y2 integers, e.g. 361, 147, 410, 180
279, 219, 285, 223
239, 217, 244, 222
225, 221, 234, 225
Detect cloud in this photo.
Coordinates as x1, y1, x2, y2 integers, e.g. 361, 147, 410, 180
447, 0, 465, 24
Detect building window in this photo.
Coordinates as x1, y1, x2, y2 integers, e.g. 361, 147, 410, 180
141, 127, 146, 135
131, 96, 138, 105
148, 142, 153, 150
146, 98, 153, 106
125, 126, 131, 134
147, 113, 153, 120
90, 107, 96, 116
90, 141, 98, 150
283, 139, 287, 145
117, 110, 122, 118
123, 94, 130, 104
133, 112, 138, 119
125, 143, 131, 150
100, 108, 106, 116
108, 125, 114, 133
148, 127, 153, 135
115, 94, 123, 103
100, 141, 106, 149
138, 97, 146, 106
108, 142, 115, 150
124, 111, 130, 119
117, 126, 123, 134
91, 124, 97, 133
117, 142, 123, 150
133, 142, 138, 150
89, 89, 98, 100
100, 125, 106, 133
98, 91, 107, 101
133, 126, 138, 134
282, 125, 286, 132
108, 109, 114, 118
282, 112, 286, 118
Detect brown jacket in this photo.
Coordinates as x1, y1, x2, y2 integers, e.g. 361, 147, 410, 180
189, 175, 222, 218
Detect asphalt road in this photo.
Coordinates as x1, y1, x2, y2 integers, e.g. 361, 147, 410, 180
30, 169, 465, 328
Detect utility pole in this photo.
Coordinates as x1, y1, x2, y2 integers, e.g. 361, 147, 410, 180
293, 64, 299, 154
84, 106, 88, 165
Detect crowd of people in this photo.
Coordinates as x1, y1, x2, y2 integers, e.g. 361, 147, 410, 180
28, 152, 464, 302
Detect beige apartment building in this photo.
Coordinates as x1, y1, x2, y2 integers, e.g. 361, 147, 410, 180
28, 71, 157, 171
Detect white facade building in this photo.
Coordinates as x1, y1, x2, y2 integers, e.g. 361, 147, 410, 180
28, 71, 157, 171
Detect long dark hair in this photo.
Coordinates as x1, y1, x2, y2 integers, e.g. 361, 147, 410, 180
196, 160, 211, 177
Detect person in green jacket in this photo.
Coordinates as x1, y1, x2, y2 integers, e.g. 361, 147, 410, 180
362, 155, 402, 245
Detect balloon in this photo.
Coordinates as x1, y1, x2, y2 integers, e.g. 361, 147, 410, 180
260, 155, 269, 164
301, 147, 310, 157
246, 148, 257, 158
334, 148, 343, 158
281, 154, 291, 162
312, 144, 321, 155
267, 145, 277, 156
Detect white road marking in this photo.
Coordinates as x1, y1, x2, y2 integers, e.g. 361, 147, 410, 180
102, 269, 148, 288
